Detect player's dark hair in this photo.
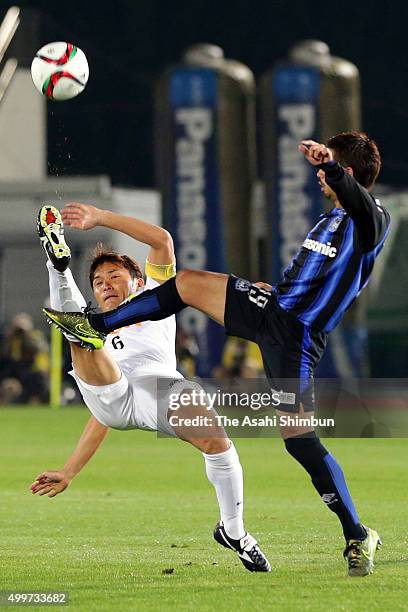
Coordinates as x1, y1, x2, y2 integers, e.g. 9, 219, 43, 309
327, 131, 381, 189
89, 243, 143, 288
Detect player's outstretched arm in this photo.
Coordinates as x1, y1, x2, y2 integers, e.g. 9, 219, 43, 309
30, 416, 109, 498
61, 202, 174, 266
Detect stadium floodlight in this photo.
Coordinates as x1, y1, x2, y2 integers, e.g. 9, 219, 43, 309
0, 57, 17, 104
0, 6, 20, 106
0, 6, 20, 66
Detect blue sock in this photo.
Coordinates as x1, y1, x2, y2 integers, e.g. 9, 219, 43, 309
285, 433, 366, 541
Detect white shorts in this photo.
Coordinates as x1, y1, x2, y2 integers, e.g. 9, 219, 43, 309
70, 371, 203, 437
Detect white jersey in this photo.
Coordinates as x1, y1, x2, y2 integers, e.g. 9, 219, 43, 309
104, 275, 183, 380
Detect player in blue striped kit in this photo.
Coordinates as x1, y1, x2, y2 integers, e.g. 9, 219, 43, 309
45, 132, 390, 576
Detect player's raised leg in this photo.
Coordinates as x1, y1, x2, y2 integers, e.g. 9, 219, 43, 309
44, 270, 229, 349
38, 205, 121, 385
42, 270, 229, 345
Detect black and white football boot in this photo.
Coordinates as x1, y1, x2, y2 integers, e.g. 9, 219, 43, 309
213, 521, 271, 573
37, 205, 71, 272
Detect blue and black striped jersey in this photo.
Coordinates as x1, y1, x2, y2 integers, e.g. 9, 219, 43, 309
275, 161, 391, 332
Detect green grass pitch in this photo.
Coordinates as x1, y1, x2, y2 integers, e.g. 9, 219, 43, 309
1, 407, 407, 611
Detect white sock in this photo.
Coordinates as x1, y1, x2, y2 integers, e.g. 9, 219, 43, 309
46, 259, 87, 312
203, 441, 245, 540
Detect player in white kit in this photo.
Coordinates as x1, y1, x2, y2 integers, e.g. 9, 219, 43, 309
30, 203, 270, 573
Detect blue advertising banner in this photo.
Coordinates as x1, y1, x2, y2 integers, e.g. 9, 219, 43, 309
271, 66, 366, 379
169, 68, 226, 376
271, 65, 323, 282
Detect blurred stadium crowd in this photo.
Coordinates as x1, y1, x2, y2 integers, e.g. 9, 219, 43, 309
0, 313, 49, 404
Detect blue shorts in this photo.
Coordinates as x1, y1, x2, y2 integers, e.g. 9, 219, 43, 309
224, 275, 327, 412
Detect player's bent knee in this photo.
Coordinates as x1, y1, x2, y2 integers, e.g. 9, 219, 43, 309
183, 435, 229, 454
201, 437, 230, 454
277, 407, 315, 440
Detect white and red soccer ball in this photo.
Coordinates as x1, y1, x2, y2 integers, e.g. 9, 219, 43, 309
31, 42, 89, 101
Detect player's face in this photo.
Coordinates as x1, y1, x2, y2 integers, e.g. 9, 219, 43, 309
92, 262, 142, 312
316, 169, 337, 201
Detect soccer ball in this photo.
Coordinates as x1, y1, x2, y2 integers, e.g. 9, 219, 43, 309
31, 42, 89, 101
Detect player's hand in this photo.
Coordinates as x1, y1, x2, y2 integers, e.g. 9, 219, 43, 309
30, 470, 72, 498
61, 202, 102, 231
298, 140, 333, 165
